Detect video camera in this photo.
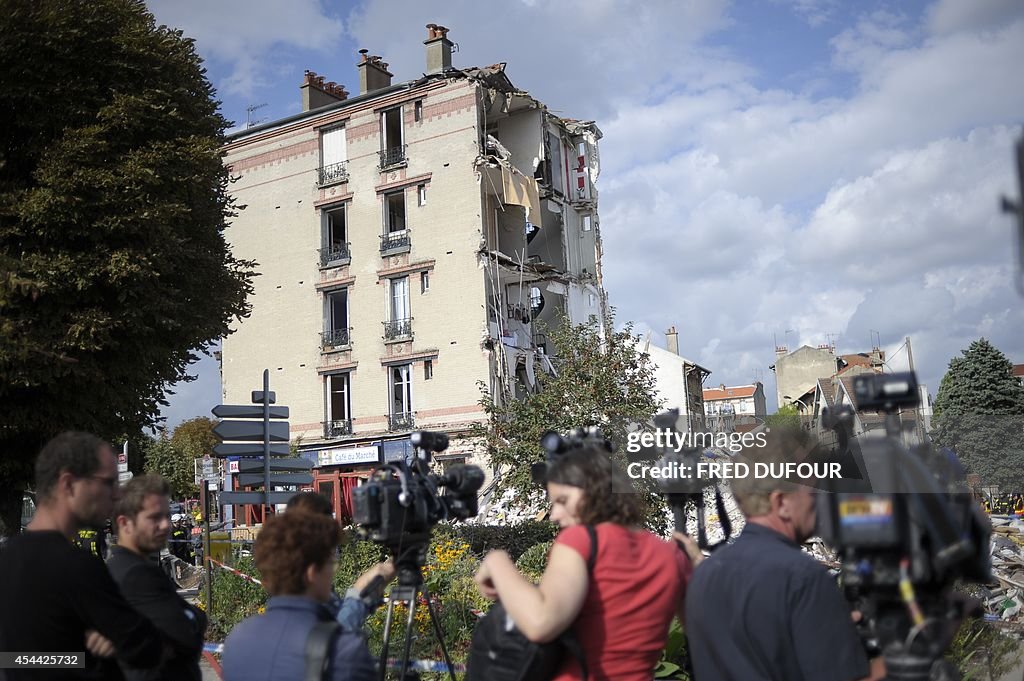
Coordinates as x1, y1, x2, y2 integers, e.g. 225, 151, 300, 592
816, 372, 991, 681
352, 431, 484, 555
530, 426, 613, 485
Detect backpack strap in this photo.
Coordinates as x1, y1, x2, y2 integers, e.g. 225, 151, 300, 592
305, 620, 341, 681
584, 525, 598, 572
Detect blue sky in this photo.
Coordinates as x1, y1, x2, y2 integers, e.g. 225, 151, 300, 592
148, 0, 1024, 429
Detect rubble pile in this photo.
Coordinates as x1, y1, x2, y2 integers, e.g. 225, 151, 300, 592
987, 516, 1024, 625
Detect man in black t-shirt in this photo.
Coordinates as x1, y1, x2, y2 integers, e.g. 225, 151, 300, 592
0, 432, 162, 680
685, 430, 884, 681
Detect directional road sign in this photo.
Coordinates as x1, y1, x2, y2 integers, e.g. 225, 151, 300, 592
213, 443, 291, 458
236, 472, 314, 486
212, 404, 289, 419
213, 420, 289, 442
236, 458, 312, 473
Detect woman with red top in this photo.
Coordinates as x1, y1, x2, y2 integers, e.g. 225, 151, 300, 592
474, 446, 696, 681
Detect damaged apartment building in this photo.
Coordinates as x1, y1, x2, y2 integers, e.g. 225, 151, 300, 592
219, 25, 606, 520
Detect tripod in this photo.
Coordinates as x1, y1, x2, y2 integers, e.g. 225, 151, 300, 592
378, 545, 456, 681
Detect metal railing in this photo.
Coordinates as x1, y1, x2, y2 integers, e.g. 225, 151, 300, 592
318, 243, 350, 267
320, 328, 350, 348
388, 412, 415, 431
324, 419, 352, 438
383, 318, 412, 341
318, 161, 349, 186
378, 145, 407, 169
380, 232, 411, 254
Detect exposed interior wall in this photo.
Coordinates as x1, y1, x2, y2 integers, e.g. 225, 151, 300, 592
493, 109, 542, 177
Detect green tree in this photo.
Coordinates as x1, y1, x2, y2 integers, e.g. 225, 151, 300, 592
0, 0, 254, 534
764, 404, 800, 431
143, 434, 195, 500
932, 338, 1024, 491
473, 315, 663, 523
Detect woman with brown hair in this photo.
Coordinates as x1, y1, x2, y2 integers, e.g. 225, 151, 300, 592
473, 446, 693, 681
221, 511, 376, 681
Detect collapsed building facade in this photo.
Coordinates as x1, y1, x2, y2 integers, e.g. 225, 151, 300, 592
219, 25, 607, 519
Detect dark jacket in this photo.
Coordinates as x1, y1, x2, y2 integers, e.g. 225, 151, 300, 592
222, 596, 375, 681
106, 546, 207, 681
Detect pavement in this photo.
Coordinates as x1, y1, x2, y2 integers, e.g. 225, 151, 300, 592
200, 656, 221, 681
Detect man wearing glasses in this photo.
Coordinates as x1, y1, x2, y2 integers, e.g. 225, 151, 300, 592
0, 432, 162, 680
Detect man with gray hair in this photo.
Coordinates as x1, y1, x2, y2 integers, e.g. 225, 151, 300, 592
107, 474, 207, 681
684, 429, 884, 681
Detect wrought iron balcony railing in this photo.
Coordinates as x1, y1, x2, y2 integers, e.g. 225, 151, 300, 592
379, 231, 411, 255
324, 419, 352, 438
318, 161, 349, 186
319, 243, 351, 267
383, 318, 413, 341
388, 412, 415, 431
377, 145, 407, 169
320, 328, 350, 349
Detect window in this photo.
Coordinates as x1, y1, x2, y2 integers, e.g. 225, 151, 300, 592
390, 364, 413, 416
380, 107, 404, 166
414, 100, 423, 122
582, 215, 592, 232
390, 276, 409, 321
417, 184, 427, 206
323, 289, 349, 347
321, 205, 348, 265
319, 127, 348, 185
420, 271, 429, 294
424, 360, 433, 380
529, 286, 544, 316
326, 373, 351, 433
384, 191, 406, 234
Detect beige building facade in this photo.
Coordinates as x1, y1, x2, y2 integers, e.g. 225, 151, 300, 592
220, 26, 606, 517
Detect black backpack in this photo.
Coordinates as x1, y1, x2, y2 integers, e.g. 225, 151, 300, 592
466, 525, 598, 681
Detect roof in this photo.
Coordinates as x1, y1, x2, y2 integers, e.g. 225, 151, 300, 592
1014, 364, 1024, 378
816, 378, 835, 408
703, 384, 758, 401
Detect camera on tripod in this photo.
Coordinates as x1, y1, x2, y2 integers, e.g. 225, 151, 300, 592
816, 371, 991, 680
530, 426, 612, 485
352, 430, 484, 551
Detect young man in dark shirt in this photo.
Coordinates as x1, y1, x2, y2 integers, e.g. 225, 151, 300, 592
0, 432, 163, 680
107, 475, 207, 681
685, 430, 885, 681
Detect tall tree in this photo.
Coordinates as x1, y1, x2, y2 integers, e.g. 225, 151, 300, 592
932, 339, 1024, 491
0, 0, 255, 535
143, 435, 195, 500
473, 315, 664, 523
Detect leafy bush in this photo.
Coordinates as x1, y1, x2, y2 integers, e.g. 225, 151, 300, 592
201, 555, 266, 641
515, 540, 552, 582
453, 520, 559, 561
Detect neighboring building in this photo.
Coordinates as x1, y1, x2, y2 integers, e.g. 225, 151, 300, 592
770, 343, 885, 417
645, 327, 712, 433
703, 382, 767, 432
1014, 363, 1024, 388
219, 25, 607, 521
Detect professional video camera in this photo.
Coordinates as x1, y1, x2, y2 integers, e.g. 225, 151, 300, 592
530, 425, 613, 484
353, 430, 483, 553
352, 431, 484, 681
816, 372, 991, 681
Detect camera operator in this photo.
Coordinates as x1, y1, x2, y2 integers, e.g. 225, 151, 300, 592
474, 446, 693, 681
221, 511, 376, 681
684, 429, 885, 681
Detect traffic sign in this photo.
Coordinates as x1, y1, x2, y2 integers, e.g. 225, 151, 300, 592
212, 404, 289, 419
213, 443, 291, 457
118, 470, 134, 484
236, 472, 314, 486
213, 420, 289, 442
236, 457, 312, 472
220, 491, 297, 506
251, 391, 276, 404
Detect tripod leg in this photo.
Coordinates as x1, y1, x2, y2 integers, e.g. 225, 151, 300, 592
421, 587, 456, 681
400, 594, 417, 680
379, 598, 398, 681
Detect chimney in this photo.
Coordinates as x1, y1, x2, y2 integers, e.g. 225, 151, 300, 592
665, 326, 679, 356
424, 23, 453, 74
300, 70, 349, 112
357, 49, 393, 95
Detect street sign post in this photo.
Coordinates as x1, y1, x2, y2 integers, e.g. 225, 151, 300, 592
213, 369, 301, 509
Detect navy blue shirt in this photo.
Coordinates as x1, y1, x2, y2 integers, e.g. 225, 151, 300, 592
222, 596, 375, 681
685, 523, 869, 681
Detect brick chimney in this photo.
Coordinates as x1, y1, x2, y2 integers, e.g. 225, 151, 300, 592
424, 23, 453, 74
300, 70, 349, 112
357, 49, 393, 95
665, 326, 679, 356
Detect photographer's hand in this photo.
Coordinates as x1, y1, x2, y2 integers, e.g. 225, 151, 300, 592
474, 553, 502, 600
84, 629, 115, 658
672, 531, 705, 568
354, 559, 395, 593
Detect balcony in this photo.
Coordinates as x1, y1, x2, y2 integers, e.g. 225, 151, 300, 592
383, 318, 413, 342
320, 328, 350, 349
318, 160, 349, 187
380, 231, 411, 256
388, 412, 415, 432
319, 243, 351, 268
324, 419, 352, 438
378, 145, 407, 170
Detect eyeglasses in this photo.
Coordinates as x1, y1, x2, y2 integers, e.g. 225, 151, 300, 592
87, 475, 119, 489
